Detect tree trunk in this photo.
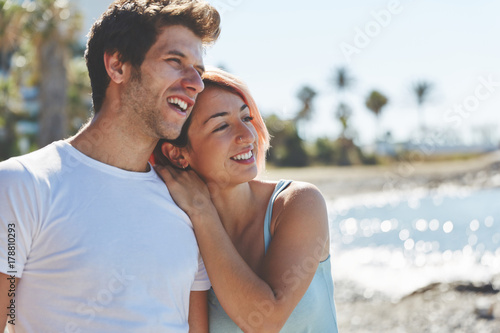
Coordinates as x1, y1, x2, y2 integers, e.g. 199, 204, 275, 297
37, 35, 67, 147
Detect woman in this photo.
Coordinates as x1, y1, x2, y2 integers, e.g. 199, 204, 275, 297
153, 68, 338, 332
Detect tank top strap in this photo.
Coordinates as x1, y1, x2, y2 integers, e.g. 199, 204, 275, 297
263, 179, 293, 253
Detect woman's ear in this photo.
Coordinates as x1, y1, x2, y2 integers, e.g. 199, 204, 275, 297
161, 142, 189, 169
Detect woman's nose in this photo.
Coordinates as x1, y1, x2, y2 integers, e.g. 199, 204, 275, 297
236, 123, 256, 144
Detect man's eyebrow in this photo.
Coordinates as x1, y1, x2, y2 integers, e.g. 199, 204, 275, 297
166, 50, 185, 58
166, 50, 204, 74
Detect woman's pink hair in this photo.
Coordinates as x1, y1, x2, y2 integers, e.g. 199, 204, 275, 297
201, 67, 270, 172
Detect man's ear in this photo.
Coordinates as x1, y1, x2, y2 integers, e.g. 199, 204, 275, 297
161, 142, 189, 169
103, 51, 130, 84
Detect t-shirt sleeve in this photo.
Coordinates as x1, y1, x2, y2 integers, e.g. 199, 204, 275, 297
191, 253, 211, 291
0, 158, 40, 278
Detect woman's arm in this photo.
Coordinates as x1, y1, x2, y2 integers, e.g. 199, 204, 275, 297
156, 166, 329, 333
0, 274, 18, 331
188, 290, 208, 333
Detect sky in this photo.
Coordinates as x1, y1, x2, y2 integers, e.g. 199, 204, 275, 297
77, 0, 500, 146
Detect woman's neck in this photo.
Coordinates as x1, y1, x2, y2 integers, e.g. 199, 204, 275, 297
209, 181, 259, 235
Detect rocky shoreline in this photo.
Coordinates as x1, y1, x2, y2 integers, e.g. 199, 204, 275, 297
335, 276, 500, 333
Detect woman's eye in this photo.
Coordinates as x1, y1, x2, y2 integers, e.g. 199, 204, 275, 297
243, 116, 254, 122
213, 124, 229, 133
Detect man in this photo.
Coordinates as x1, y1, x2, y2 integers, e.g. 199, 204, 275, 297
0, 1, 220, 331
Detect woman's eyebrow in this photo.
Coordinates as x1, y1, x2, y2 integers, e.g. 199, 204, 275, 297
203, 112, 229, 125
203, 104, 249, 124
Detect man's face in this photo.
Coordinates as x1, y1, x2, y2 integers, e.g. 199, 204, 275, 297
122, 25, 204, 140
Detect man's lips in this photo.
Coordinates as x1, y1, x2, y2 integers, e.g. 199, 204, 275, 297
167, 95, 195, 113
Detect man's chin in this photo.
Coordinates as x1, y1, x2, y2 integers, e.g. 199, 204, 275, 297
157, 128, 184, 145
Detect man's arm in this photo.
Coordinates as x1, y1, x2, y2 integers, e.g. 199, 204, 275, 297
0, 273, 18, 331
188, 290, 208, 333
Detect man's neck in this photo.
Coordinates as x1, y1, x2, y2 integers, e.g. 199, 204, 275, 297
67, 111, 157, 173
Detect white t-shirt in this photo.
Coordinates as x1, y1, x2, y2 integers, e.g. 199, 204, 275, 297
0, 141, 210, 333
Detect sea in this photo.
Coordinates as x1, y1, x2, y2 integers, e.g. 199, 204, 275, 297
327, 185, 500, 301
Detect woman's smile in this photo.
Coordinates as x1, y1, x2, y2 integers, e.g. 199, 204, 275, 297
230, 148, 255, 163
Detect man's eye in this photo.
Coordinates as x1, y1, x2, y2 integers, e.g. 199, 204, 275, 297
213, 124, 229, 133
167, 58, 181, 64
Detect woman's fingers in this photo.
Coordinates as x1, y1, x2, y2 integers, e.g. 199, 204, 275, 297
153, 165, 171, 181
153, 164, 213, 217
154, 164, 185, 183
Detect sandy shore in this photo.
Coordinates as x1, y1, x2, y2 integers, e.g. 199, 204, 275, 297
261, 152, 500, 332
260, 151, 500, 200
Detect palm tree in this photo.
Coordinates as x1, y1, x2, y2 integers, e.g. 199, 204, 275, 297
335, 102, 352, 139
24, 0, 82, 147
293, 85, 317, 140
365, 90, 388, 140
294, 85, 317, 123
331, 67, 354, 93
412, 80, 433, 133
0, 0, 26, 159
331, 67, 354, 135
330, 66, 357, 165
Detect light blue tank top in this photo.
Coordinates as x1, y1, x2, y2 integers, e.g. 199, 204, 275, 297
207, 180, 338, 332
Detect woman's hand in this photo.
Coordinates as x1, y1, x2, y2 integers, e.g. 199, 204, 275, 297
154, 165, 216, 219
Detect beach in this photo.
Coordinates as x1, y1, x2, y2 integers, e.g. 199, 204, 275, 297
261, 151, 500, 332
260, 151, 500, 200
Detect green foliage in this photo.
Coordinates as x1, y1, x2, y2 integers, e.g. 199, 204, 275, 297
365, 90, 388, 117
67, 57, 92, 134
359, 151, 378, 165
0, 0, 85, 158
314, 137, 337, 164
266, 114, 309, 167
0, 72, 23, 160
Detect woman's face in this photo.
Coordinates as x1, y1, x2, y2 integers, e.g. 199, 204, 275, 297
183, 86, 259, 186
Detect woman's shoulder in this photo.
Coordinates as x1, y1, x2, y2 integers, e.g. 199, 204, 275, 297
251, 179, 321, 195
266, 180, 327, 227
266, 180, 329, 251
250, 179, 326, 215
275, 180, 324, 206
